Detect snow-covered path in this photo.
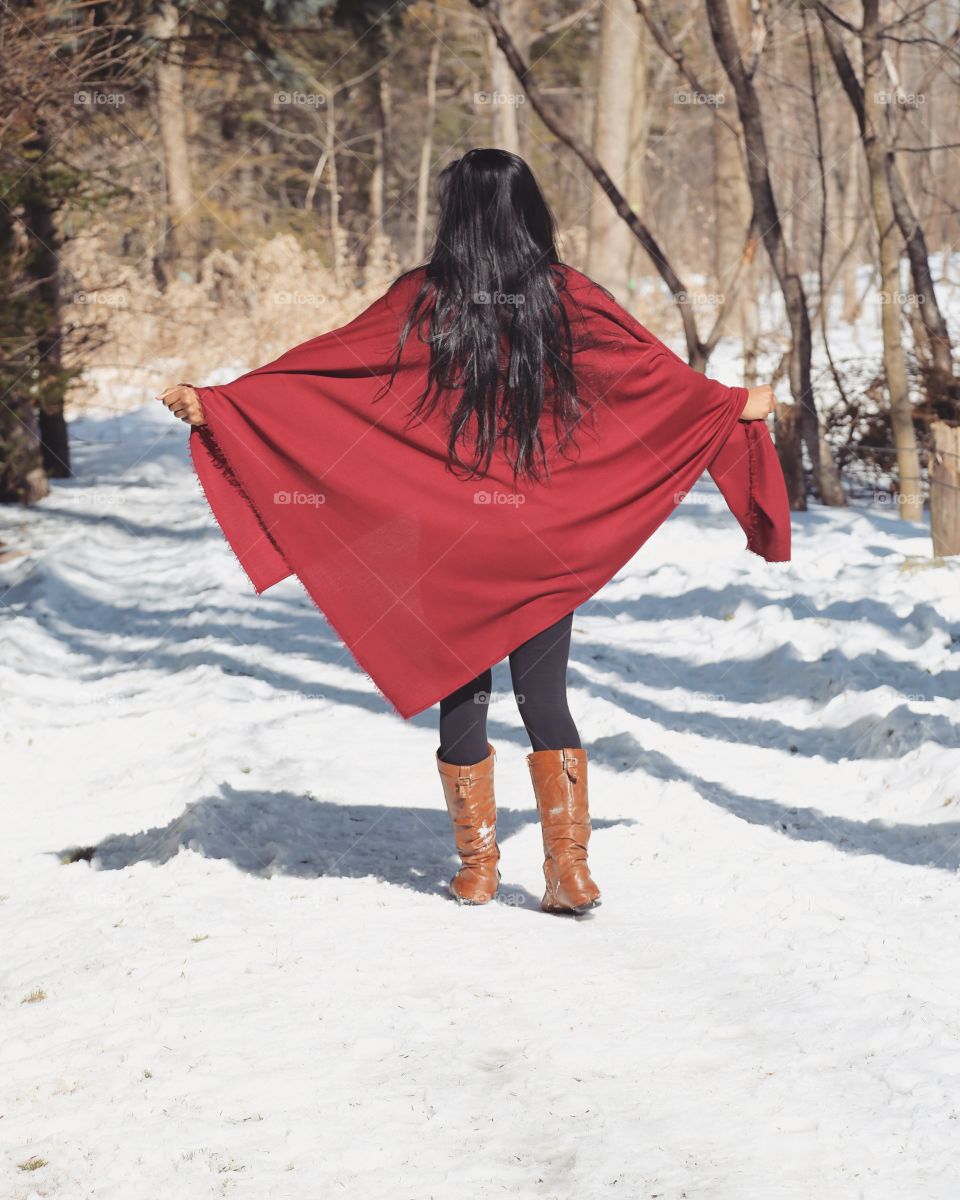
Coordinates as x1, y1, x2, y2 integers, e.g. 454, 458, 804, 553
3, 404, 960, 1199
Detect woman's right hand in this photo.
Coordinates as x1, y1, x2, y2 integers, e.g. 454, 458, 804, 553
740, 384, 776, 421
158, 384, 206, 426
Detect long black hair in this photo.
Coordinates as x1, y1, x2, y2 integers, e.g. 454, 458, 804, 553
387, 148, 586, 483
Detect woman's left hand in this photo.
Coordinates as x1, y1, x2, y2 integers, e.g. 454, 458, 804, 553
158, 384, 206, 426
740, 384, 776, 421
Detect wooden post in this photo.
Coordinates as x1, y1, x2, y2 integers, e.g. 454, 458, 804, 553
930, 421, 960, 556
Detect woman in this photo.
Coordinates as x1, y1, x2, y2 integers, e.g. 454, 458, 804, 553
159, 148, 788, 916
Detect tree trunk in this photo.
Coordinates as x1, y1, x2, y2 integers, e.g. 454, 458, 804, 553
707, 0, 759, 383
713, 116, 746, 338
414, 23, 442, 264
625, 19, 649, 315
0, 394, 49, 504
884, 170, 953, 386
326, 94, 343, 288
511, 0, 531, 160
587, 0, 640, 305
712, 115, 761, 384
488, 33, 519, 153
488, 0, 528, 154
149, 2, 199, 282
839, 128, 861, 324
773, 399, 805, 512
861, 0, 922, 522
21, 120, 70, 478
369, 126, 384, 250
930, 422, 960, 556
367, 58, 391, 274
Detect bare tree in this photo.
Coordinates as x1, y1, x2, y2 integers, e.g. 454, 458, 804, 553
624, 17, 650, 317
711, 0, 759, 383
816, 3, 955, 391
705, 0, 845, 509
837, 112, 864, 325
367, 55, 392, 272
20, 120, 69, 480
414, 20, 443, 263
148, 2, 200, 283
860, 0, 921, 520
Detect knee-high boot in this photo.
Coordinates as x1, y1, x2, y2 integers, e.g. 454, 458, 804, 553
527, 747, 601, 914
436, 743, 500, 904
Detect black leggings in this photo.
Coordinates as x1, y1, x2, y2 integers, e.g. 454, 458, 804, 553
438, 611, 581, 765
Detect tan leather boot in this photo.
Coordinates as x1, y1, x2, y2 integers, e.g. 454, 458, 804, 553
436, 743, 500, 905
528, 747, 601, 914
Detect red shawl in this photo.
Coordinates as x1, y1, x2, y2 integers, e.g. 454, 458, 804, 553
190, 265, 790, 718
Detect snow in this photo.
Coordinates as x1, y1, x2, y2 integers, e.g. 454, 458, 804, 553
2, 400, 960, 1199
